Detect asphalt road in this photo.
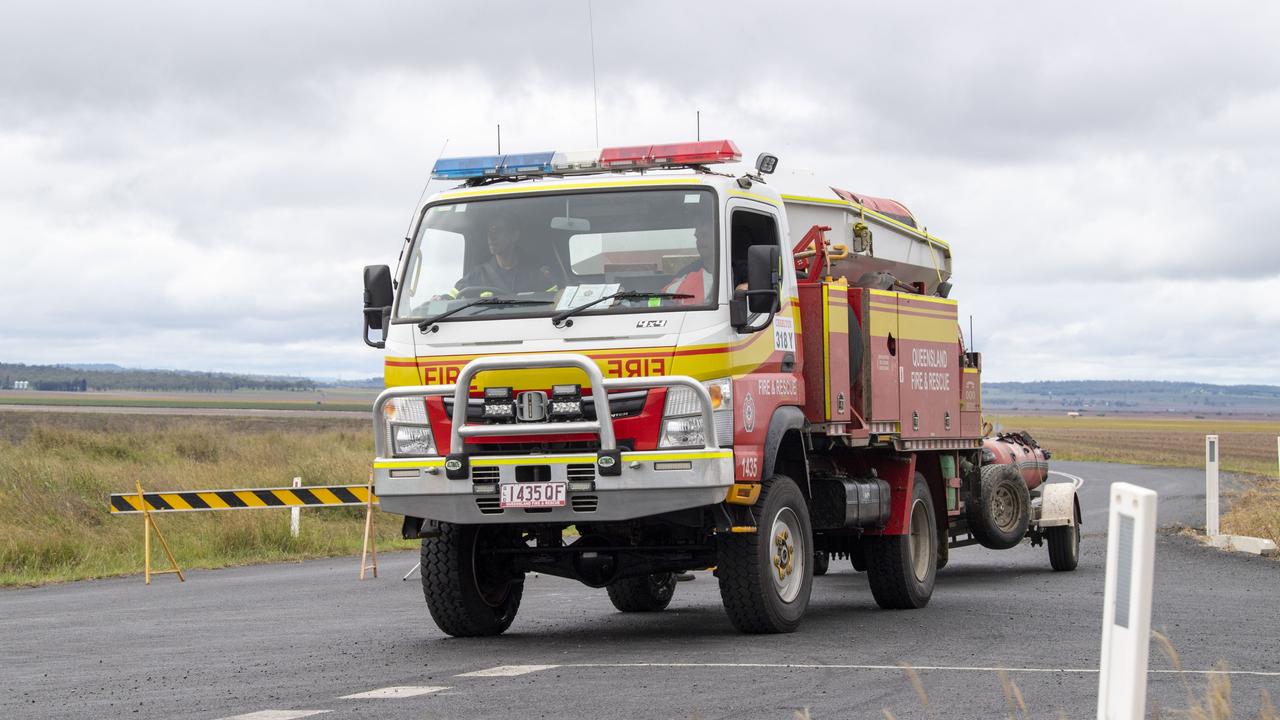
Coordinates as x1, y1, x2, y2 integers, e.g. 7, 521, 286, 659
2, 461, 1276, 720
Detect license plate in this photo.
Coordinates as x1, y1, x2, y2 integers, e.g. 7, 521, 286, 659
500, 482, 567, 509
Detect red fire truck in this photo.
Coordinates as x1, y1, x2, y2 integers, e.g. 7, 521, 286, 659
361, 140, 1080, 636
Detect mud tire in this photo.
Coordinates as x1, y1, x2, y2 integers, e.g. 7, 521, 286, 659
421, 523, 524, 637
867, 478, 937, 609
716, 474, 813, 633
967, 464, 1032, 550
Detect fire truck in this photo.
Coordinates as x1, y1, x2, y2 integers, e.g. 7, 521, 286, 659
361, 140, 1080, 636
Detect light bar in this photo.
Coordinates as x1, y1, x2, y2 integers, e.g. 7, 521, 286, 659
431, 140, 741, 182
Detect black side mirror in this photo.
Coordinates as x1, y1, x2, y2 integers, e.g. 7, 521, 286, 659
746, 244, 780, 314
363, 265, 393, 349
731, 245, 780, 333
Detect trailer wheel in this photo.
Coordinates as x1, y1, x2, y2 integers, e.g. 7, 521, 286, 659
813, 551, 830, 576
606, 573, 677, 612
716, 474, 813, 633
1047, 504, 1080, 571
421, 523, 524, 637
967, 464, 1031, 550
867, 476, 937, 609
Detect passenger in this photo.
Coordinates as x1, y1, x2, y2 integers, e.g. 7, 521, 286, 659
452, 219, 559, 296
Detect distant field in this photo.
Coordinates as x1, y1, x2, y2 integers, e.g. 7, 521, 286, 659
0, 388, 377, 413
0, 411, 412, 586
994, 413, 1280, 547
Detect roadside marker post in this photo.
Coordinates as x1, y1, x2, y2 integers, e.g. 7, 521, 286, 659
1097, 482, 1157, 720
1205, 435, 1219, 537
290, 477, 302, 538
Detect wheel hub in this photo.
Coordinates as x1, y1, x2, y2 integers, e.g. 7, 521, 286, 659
770, 508, 804, 603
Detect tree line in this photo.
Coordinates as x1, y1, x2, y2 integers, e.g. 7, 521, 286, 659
1, 363, 317, 393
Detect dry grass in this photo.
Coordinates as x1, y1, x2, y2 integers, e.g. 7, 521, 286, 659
0, 411, 413, 586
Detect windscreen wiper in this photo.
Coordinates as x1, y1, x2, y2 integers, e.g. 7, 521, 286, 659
418, 297, 548, 332
551, 291, 692, 328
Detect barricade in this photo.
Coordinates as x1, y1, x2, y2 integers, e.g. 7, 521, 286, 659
109, 478, 381, 583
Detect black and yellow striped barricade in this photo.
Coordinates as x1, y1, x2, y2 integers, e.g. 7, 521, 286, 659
109, 480, 380, 584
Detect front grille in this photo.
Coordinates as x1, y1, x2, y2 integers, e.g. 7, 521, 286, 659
472, 466, 500, 482
475, 497, 503, 515
567, 463, 596, 481
572, 495, 599, 513
465, 440, 633, 456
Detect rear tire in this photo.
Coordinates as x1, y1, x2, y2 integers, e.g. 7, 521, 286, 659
421, 523, 524, 637
967, 464, 1031, 550
867, 478, 937, 609
1047, 521, 1080, 571
606, 573, 676, 612
716, 474, 813, 633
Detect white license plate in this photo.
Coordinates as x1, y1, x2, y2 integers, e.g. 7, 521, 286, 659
500, 482, 567, 509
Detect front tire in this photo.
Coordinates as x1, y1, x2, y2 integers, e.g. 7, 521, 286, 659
607, 573, 676, 612
421, 523, 524, 637
867, 477, 937, 609
716, 474, 813, 633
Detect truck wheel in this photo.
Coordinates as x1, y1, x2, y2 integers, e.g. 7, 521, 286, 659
813, 551, 830, 576
716, 474, 813, 633
606, 573, 676, 612
850, 545, 867, 572
967, 464, 1031, 550
420, 523, 524, 637
1047, 520, 1080, 571
867, 477, 937, 609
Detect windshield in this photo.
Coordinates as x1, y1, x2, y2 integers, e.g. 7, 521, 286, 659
395, 188, 718, 322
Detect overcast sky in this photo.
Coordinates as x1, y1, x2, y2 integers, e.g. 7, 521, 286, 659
2, 1, 1278, 383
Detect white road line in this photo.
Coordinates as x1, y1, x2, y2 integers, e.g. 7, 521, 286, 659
559, 662, 1280, 678
215, 711, 330, 720
340, 686, 450, 699
1048, 470, 1085, 490
457, 664, 560, 677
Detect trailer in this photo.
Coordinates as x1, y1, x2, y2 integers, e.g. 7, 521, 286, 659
360, 140, 1079, 636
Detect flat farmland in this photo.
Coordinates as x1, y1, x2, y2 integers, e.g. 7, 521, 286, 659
0, 387, 377, 413
995, 413, 1280, 546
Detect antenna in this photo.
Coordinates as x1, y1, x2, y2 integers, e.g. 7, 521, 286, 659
969, 314, 975, 353
403, 138, 450, 241
587, 0, 600, 146
696, 110, 700, 141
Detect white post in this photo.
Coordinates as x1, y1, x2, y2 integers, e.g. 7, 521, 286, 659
1097, 482, 1158, 720
1205, 435, 1219, 537
291, 476, 302, 538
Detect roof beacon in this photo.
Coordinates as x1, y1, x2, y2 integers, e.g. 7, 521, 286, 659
431, 140, 742, 182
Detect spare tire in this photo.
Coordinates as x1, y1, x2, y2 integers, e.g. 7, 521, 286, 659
966, 464, 1031, 550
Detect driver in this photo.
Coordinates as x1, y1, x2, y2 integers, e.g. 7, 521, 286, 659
663, 223, 746, 304
450, 218, 559, 296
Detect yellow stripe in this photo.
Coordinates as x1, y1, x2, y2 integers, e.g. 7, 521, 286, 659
272, 490, 305, 506
350, 487, 372, 503
118, 495, 143, 512
822, 284, 831, 419
963, 368, 980, 374
374, 459, 447, 469
727, 190, 781, 208
897, 314, 958, 343
869, 289, 957, 307
438, 177, 704, 200
780, 193, 951, 252
627, 450, 733, 462
234, 491, 268, 508
159, 493, 192, 510
199, 492, 230, 509
310, 488, 343, 505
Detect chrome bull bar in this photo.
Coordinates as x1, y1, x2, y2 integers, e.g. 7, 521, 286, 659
372, 353, 719, 479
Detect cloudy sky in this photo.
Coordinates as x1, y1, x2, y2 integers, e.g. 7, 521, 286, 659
3, 1, 1278, 383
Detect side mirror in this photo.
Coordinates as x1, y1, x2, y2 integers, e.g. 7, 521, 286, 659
731, 245, 780, 333
746, 244, 780, 314
363, 265, 393, 349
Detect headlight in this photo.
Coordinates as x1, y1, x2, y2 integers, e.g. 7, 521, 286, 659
659, 378, 733, 449
383, 396, 435, 457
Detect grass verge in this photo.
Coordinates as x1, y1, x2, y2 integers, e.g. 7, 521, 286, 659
0, 411, 414, 587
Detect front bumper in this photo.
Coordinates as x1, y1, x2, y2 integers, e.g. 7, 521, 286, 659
375, 448, 733, 524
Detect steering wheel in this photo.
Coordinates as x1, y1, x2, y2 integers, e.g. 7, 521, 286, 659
454, 285, 507, 299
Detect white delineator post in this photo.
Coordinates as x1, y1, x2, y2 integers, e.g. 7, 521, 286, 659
291, 476, 302, 538
1097, 482, 1158, 720
1205, 435, 1219, 537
